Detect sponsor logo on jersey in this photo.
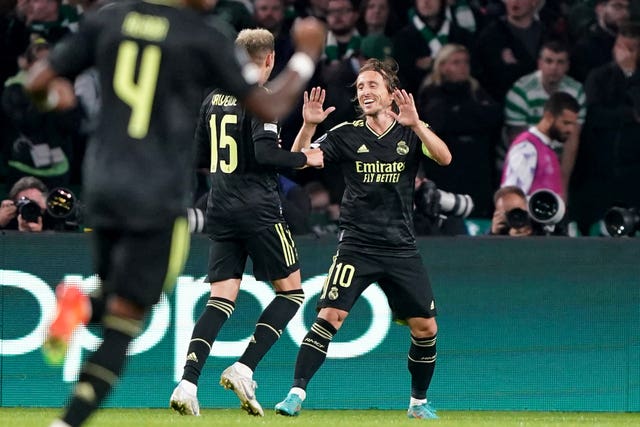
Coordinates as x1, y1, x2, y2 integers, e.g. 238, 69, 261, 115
357, 144, 369, 153
356, 160, 405, 183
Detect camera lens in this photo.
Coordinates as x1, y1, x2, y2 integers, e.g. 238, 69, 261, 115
506, 208, 530, 229
604, 207, 640, 237
528, 189, 565, 225
16, 197, 42, 223
46, 187, 76, 218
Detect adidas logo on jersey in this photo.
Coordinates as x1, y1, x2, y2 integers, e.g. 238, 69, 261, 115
357, 144, 369, 153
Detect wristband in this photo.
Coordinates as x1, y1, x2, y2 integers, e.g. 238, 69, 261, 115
288, 52, 315, 81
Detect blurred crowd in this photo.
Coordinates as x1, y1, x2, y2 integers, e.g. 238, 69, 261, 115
2, 0, 640, 236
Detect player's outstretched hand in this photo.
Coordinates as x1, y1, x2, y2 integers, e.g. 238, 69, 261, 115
291, 17, 326, 61
387, 89, 420, 128
302, 86, 335, 126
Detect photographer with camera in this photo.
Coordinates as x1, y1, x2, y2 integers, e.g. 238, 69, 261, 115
0, 175, 81, 232
490, 185, 568, 236
0, 175, 49, 232
490, 186, 534, 236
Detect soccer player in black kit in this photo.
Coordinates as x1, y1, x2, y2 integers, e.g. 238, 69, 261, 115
169, 28, 323, 417
274, 59, 452, 420
25, 1, 325, 426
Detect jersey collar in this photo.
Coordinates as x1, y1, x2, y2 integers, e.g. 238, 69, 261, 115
365, 119, 397, 139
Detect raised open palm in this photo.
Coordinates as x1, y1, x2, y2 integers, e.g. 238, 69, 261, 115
303, 86, 336, 125
387, 89, 420, 128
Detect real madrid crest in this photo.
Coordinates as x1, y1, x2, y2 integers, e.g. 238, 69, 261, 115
396, 141, 409, 155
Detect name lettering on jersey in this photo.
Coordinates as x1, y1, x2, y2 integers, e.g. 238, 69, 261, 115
211, 94, 237, 107
356, 160, 405, 184
122, 12, 169, 42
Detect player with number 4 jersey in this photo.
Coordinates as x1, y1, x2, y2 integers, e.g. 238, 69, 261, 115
25, 1, 325, 426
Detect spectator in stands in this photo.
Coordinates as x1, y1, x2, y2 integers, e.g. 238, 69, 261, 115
447, 0, 484, 34
472, 0, 544, 103
26, 0, 80, 44
504, 39, 586, 195
1, 38, 81, 190
295, 0, 330, 21
254, 0, 294, 77
570, 0, 630, 83
489, 185, 533, 236
356, 0, 399, 37
323, 0, 360, 65
418, 43, 502, 218
571, 21, 640, 234
393, 0, 473, 95
501, 91, 580, 201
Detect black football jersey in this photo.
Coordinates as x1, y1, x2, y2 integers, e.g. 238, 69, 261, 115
48, 1, 255, 230
318, 119, 433, 254
195, 88, 287, 238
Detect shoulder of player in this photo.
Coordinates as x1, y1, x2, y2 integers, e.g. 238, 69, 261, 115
328, 119, 365, 133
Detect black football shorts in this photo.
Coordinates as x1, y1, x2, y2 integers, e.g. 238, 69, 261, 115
317, 248, 437, 321
206, 222, 299, 283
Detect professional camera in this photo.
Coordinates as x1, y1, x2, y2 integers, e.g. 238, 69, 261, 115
505, 207, 530, 229
414, 180, 474, 219
528, 189, 565, 225
603, 206, 640, 237
505, 189, 566, 235
45, 187, 83, 231
15, 197, 42, 223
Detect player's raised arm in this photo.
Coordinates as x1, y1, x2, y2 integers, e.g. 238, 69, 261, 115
244, 18, 327, 121
388, 89, 451, 165
291, 86, 335, 152
25, 60, 77, 111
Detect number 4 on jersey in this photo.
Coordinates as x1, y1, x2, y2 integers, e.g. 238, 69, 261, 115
113, 40, 161, 139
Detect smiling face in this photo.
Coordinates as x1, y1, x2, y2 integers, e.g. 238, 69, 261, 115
356, 70, 393, 116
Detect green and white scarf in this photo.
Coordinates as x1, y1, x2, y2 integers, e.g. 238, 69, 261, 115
324, 30, 361, 62
408, 8, 450, 56
448, 0, 476, 33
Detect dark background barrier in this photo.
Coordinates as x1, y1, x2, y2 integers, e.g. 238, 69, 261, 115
1, 232, 638, 411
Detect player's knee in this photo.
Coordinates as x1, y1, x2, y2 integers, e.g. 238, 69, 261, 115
409, 317, 437, 338
318, 307, 348, 330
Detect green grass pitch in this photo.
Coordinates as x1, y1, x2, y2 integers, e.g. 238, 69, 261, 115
2, 408, 640, 427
